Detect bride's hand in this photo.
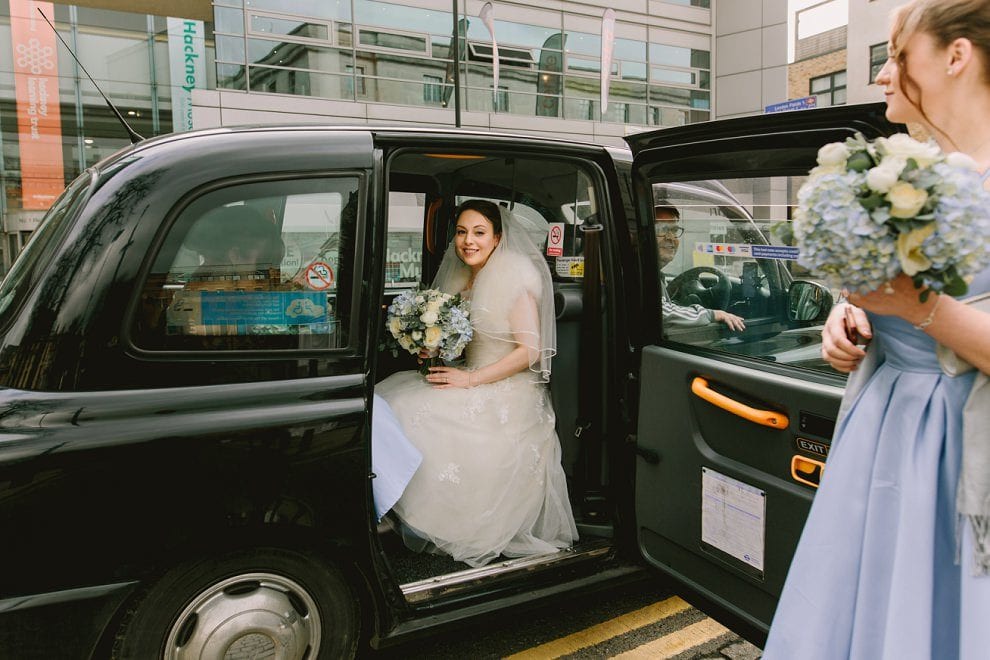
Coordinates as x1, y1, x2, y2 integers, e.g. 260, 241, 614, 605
427, 366, 472, 388
417, 348, 439, 363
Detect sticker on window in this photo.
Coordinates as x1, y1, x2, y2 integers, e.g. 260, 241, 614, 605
167, 290, 333, 336
701, 467, 766, 575
694, 243, 800, 260
546, 223, 564, 257
555, 256, 584, 278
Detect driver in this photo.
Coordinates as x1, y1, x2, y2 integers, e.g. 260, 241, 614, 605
656, 203, 746, 332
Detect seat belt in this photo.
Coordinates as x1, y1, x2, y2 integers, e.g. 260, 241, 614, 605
576, 214, 607, 522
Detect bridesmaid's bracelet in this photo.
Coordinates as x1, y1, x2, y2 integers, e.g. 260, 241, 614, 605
913, 294, 942, 330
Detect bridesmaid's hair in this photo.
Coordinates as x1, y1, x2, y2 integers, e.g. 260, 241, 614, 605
890, 0, 990, 149
455, 199, 503, 236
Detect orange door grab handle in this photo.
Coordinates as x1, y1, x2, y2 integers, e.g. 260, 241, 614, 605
791, 455, 825, 488
690, 377, 789, 430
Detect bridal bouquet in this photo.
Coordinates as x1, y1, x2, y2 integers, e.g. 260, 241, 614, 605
794, 132, 990, 300
385, 286, 472, 373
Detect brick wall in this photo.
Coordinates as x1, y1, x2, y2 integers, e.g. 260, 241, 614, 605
788, 49, 847, 102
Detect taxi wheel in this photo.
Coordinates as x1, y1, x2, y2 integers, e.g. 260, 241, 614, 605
111, 546, 359, 660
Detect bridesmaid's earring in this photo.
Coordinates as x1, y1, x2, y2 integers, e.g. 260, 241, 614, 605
947, 67, 954, 76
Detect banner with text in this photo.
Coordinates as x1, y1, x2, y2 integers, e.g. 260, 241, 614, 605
10, 0, 64, 210
167, 17, 206, 132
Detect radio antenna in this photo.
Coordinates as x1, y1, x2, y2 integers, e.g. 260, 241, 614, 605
38, 8, 144, 144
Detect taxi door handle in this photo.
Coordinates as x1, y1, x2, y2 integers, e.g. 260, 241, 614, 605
690, 377, 789, 430
791, 455, 825, 488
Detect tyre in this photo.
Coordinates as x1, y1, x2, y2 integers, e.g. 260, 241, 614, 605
112, 546, 359, 660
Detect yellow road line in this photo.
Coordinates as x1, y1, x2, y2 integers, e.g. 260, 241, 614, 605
610, 617, 730, 659
505, 596, 692, 660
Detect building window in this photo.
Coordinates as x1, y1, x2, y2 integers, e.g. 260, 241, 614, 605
869, 43, 887, 82
344, 65, 365, 98
490, 85, 509, 112
424, 75, 444, 104
810, 71, 847, 107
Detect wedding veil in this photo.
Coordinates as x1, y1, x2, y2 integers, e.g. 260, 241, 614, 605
432, 203, 556, 382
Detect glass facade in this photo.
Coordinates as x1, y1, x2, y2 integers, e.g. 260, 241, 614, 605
215, 0, 710, 125
0, 1, 216, 271
0, 0, 712, 274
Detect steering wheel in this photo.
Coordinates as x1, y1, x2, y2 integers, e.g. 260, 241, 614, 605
667, 266, 731, 311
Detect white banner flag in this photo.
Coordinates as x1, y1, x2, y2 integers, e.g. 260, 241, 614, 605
167, 17, 206, 132
480, 2, 499, 108
600, 8, 615, 116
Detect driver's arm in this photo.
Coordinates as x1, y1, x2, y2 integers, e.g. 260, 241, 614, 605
662, 297, 716, 328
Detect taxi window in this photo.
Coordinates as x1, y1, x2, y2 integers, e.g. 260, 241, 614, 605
385, 191, 425, 290
133, 177, 359, 351
656, 176, 836, 374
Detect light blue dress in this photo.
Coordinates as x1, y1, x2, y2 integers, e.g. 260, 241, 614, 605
763, 267, 990, 659
371, 394, 422, 521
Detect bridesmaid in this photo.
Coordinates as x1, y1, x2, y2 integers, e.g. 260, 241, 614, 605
763, 1, 990, 658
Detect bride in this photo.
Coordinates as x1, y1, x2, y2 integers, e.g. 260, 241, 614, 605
375, 199, 578, 567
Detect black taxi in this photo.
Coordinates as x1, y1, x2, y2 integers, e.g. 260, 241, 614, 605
0, 103, 899, 658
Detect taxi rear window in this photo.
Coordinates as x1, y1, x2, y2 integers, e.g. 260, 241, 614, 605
132, 176, 359, 351
0, 172, 93, 326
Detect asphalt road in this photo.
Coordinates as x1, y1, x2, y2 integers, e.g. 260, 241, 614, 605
359, 578, 763, 659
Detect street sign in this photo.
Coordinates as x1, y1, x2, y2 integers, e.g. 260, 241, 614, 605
764, 96, 817, 114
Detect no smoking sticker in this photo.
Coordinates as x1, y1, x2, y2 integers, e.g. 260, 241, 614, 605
305, 261, 335, 290
547, 222, 564, 257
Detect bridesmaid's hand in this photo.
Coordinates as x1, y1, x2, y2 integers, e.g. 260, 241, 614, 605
426, 366, 473, 389
847, 273, 938, 327
821, 302, 872, 373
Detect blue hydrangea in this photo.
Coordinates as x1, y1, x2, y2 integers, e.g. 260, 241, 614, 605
795, 170, 901, 293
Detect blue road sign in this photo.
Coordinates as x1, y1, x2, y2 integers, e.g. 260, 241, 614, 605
764, 96, 818, 113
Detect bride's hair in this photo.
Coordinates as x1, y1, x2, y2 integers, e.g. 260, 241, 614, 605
454, 199, 503, 236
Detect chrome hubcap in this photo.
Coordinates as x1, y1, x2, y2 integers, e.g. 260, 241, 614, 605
164, 572, 321, 660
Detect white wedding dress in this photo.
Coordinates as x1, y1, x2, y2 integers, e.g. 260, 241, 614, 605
375, 251, 578, 567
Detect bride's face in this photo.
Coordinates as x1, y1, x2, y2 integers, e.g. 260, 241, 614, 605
455, 209, 501, 271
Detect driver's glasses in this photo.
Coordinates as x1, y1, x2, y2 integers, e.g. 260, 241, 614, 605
655, 223, 684, 238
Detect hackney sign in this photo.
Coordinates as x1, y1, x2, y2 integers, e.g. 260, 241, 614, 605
764, 96, 817, 114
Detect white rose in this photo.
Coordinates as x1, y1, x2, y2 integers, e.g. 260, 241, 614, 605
426, 300, 441, 314
389, 316, 402, 337
411, 330, 422, 341
398, 335, 414, 352
886, 181, 928, 218
877, 133, 941, 167
865, 163, 899, 193
946, 151, 979, 171
424, 325, 442, 348
421, 310, 439, 325
896, 223, 935, 276
817, 142, 850, 167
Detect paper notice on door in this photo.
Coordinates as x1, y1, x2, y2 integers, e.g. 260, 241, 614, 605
701, 467, 765, 573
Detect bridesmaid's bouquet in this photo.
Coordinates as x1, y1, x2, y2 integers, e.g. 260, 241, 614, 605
385, 286, 472, 374
794, 132, 990, 300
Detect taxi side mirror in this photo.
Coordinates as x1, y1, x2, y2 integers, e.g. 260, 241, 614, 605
787, 281, 833, 323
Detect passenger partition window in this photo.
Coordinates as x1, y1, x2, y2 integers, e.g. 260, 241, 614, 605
385, 191, 426, 290
133, 177, 359, 351
655, 176, 838, 374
